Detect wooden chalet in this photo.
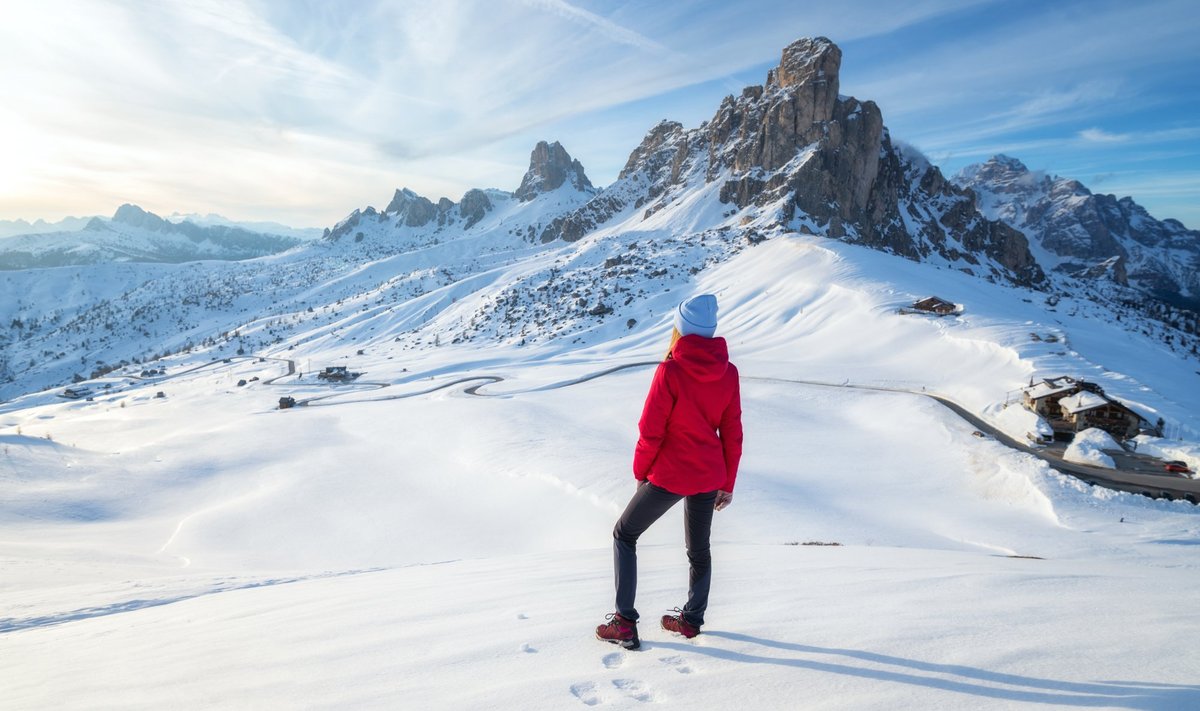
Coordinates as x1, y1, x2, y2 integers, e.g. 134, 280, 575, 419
1022, 376, 1079, 417
910, 296, 962, 316
1058, 391, 1150, 440
1022, 376, 1153, 441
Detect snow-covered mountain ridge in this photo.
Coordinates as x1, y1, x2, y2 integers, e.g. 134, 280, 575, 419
4, 230, 1199, 709
542, 38, 1044, 288
0, 215, 93, 239
0, 204, 302, 270
955, 155, 1200, 311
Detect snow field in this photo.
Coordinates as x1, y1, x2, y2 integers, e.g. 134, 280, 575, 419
5, 545, 1199, 709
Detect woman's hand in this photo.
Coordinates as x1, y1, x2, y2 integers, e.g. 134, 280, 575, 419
714, 490, 733, 511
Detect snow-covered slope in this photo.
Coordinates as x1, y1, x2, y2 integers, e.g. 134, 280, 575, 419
3, 233, 1199, 709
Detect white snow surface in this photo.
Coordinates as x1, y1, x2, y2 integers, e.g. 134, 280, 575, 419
1063, 428, 1122, 469
2, 235, 1199, 709
984, 401, 1053, 444
1060, 391, 1110, 415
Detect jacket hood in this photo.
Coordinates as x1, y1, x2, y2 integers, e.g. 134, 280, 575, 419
670, 334, 730, 382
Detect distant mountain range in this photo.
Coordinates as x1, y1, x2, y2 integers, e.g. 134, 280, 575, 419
0, 205, 303, 270
0, 216, 94, 239
163, 213, 323, 242
954, 155, 1200, 311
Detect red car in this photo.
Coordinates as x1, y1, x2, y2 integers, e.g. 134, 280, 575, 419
1164, 460, 1192, 474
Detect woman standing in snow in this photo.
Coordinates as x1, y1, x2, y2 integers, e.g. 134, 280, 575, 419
596, 294, 743, 650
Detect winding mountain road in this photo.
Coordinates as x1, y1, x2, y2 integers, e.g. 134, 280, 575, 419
746, 375, 1200, 504
140, 354, 1197, 503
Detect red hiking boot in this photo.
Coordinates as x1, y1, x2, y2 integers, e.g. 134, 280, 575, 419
596, 612, 640, 650
660, 609, 700, 638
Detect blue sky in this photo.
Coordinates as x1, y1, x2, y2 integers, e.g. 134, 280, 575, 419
2, 0, 1198, 229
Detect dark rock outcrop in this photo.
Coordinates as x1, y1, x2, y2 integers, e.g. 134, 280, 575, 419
515, 141, 594, 201
385, 188, 439, 227
459, 189, 492, 228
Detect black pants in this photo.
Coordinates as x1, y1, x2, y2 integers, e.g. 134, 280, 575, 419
613, 482, 718, 627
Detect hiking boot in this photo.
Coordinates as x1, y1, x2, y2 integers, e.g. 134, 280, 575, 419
660, 609, 701, 638
596, 612, 640, 650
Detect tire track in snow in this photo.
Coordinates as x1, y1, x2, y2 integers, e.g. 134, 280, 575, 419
0, 568, 386, 635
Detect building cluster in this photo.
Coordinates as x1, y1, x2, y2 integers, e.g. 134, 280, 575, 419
1022, 376, 1159, 442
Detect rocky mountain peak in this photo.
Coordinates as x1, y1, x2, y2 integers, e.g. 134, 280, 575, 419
112, 204, 170, 232
987, 154, 1030, 173
515, 141, 593, 202
542, 36, 1045, 286
767, 36, 841, 94
954, 156, 1041, 193
384, 188, 439, 227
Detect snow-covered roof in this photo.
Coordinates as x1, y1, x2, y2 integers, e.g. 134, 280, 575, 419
1026, 379, 1075, 400
1060, 391, 1110, 414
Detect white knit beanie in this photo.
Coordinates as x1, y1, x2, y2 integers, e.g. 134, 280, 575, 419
674, 294, 718, 338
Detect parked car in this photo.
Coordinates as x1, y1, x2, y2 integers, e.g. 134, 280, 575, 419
1163, 460, 1192, 474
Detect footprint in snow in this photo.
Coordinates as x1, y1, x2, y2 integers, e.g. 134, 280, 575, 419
602, 652, 624, 669
612, 678, 657, 703
570, 681, 603, 706
516, 613, 529, 620
520, 643, 538, 653
658, 654, 695, 674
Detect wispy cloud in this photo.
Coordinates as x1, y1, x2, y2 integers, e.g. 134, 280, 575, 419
0, 0, 1196, 228
519, 0, 672, 55
1079, 128, 1130, 143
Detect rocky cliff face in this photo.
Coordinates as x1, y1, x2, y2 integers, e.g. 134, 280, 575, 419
956, 156, 1200, 309
542, 37, 1044, 286
515, 141, 594, 201
375, 187, 498, 231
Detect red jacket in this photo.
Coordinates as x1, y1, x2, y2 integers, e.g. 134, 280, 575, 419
633, 335, 743, 495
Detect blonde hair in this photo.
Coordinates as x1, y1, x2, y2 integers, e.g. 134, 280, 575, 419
665, 327, 682, 360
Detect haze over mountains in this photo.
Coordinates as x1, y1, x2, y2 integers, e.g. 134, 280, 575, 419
0, 215, 94, 239
0, 205, 306, 270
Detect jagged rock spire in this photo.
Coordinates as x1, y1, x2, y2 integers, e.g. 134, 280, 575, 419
541, 36, 1045, 286
515, 141, 593, 202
